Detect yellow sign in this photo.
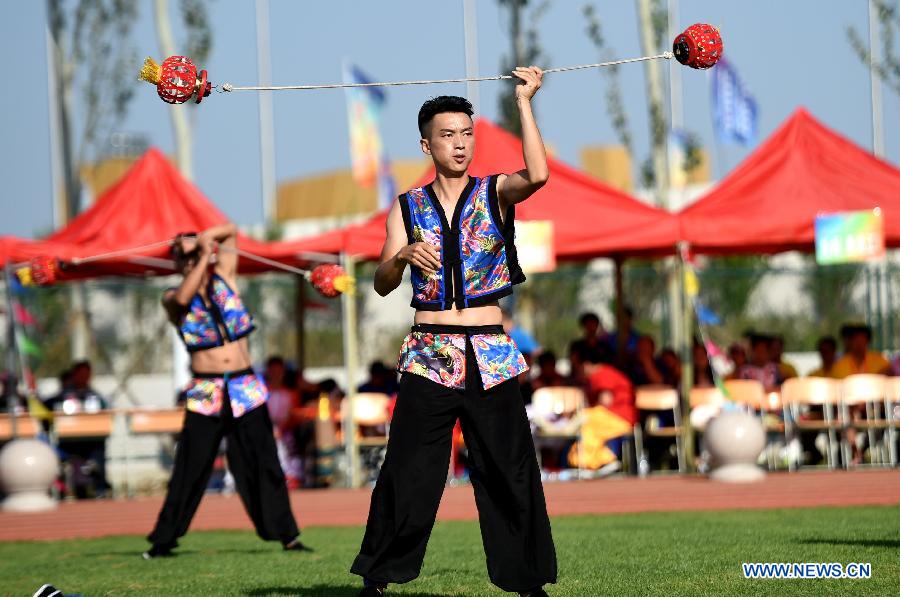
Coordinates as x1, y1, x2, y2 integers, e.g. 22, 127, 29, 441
515, 220, 556, 273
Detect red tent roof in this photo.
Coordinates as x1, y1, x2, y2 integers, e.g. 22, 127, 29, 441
291, 118, 679, 260
41, 148, 285, 277
679, 108, 900, 255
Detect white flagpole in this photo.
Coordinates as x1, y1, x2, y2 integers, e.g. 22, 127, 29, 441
256, 0, 277, 223
463, 0, 480, 114
869, 0, 884, 159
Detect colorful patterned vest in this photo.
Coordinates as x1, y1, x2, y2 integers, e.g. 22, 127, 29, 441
178, 274, 255, 352
399, 175, 525, 310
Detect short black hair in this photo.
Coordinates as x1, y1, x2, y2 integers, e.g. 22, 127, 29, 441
266, 355, 285, 368
578, 312, 600, 327
817, 336, 837, 351
418, 95, 473, 137
840, 324, 872, 340
537, 351, 557, 367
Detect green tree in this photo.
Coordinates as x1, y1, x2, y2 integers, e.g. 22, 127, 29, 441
496, 0, 551, 136
847, 0, 900, 95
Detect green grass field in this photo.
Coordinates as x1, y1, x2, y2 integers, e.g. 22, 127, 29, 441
1, 506, 898, 596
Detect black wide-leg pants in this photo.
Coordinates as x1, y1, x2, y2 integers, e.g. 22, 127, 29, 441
148, 399, 299, 548
351, 340, 557, 593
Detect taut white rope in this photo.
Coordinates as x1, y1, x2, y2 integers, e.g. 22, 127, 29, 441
218, 53, 673, 93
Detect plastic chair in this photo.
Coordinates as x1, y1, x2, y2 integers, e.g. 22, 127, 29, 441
841, 374, 889, 467
781, 377, 841, 470
634, 385, 682, 474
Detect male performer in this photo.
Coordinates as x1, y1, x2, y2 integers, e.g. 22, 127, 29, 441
144, 224, 310, 558
351, 67, 556, 596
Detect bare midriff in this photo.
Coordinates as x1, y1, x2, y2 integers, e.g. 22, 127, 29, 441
413, 302, 502, 327
189, 337, 253, 375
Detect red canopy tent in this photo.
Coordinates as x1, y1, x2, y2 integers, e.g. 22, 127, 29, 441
34, 148, 304, 278
678, 108, 900, 255
286, 118, 679, 260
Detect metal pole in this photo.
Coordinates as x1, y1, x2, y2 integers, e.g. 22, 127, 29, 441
463, 0, 480, 114
677, 244, 695, 473
295, 274, 306, 375
868, 0, 885, 158
256, 0, 277, 223
668, 0, 682, 131
44, 19, 64, 230
4, 266, 24, 438
340, 254, 360, 488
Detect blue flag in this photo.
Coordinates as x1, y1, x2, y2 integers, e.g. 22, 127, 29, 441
712, 58, 757, 146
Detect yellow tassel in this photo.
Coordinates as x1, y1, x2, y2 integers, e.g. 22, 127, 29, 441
139, 56, 161, 85
333, 275, 356, 296
16, 267, 34, 287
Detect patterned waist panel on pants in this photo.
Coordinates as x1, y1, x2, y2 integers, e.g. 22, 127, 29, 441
397, 330, 528, 391
184, 371, 268, 418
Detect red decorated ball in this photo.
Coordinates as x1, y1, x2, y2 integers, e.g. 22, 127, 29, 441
157, 56, 211, 104
673, 23, 723, 70
310, 264, 349, 298
30, 256, 60, 286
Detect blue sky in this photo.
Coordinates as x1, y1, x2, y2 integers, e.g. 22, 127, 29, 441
1, 0, 898, 238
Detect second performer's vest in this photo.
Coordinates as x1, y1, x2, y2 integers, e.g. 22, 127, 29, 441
399, 175, 525, 311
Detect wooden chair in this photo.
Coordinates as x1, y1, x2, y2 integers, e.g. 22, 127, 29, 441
129, 408, 185, 435
634, 385, 682, 474
0, 414, 41, 441
341, 392, 392, 447
841, 374, 889, 467
886, 377, 900, 467
530, 386, 586, 475
781, 377, 841, 470
54, 411, 115, 438
689, 386, 725, 432
723, 379, 782, 470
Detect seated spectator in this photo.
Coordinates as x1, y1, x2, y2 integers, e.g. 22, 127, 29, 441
726, 343, 748, 380
627, 336, 666, 386
358, 361, 399, 396
576, 345, 636, 467
568, 312, 613, 367
658, 348, 682, 388
532, 351, 566, 391
772, 334, 799, 381
0, 371, 25, 414
809, 336, 839, 378
833, 324, 890, 465
502, 309, 540, 361
693, 340, 715, 388
606, 306, 641, 359
738, 334, 781, 392
44, 360, 110, 499
265, 356, 303, 488
832, 324, 890, 378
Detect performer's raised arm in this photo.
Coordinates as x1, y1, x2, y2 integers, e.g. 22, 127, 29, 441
497, 66, 548, 213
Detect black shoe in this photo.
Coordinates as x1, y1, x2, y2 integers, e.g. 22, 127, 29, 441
358, 587, 386, 596
283, 538, 314, 552
141, 544, 173, 560
33, 585, 63, 597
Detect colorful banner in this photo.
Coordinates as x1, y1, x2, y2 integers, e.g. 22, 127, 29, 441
514, 220, 556, 273
343, 63, 396, 210
815, 209, 885, 265
712, 57, 757, 146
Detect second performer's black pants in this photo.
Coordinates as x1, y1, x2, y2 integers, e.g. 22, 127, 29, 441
148, 397, 299, 548
351, 330, 557, 593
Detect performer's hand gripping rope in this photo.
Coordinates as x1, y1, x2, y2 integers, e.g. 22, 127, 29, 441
139, 24, 723, 104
